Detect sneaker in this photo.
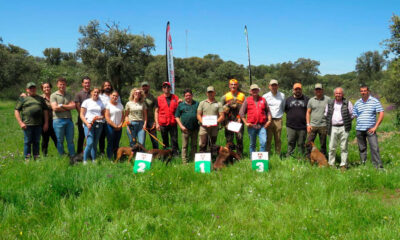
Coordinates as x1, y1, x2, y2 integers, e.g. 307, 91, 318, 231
83, 161, 88, 165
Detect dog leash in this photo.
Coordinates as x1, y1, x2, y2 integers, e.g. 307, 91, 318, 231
144, 128, 166, 147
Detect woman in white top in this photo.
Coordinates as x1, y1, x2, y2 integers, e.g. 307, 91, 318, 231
125, 88, 147, 146
105, 91, 125, 160
80, 87, 105, 163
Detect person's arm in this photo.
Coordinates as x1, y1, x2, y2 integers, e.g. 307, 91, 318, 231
43, 110, 49, 132
51, 100, 66, 112
217, 103, 224, 124
80, 107, 91, 130
155, 107, 160, 131
63, 100, 76, 110
306, 108, 312, 133
15, 110, 27, 130
142, 107, 147, 130
239, 100, 251, 127
264, 101, 272, 128
105, 109, 117, 128
368, 111, 384, 134
197, 110, 203, 126
176, 117, 188, 133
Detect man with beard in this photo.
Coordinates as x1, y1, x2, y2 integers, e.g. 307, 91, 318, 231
74, 76, 91, 154
99, 81, 121, 155
284, 83, 309, 157
141, 81, 159, 149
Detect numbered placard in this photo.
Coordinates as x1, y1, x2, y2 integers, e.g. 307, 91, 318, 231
251, 152, 269, 172
227, 121, 242, 133
195, 153, 211, 173
133, 152, 153, 173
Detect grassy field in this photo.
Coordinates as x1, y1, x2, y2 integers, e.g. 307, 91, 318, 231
1, 100, 400, 239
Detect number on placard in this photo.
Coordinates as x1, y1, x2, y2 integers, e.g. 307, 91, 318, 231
256, 162, 264, 172
137, 162, 146, 172
199, 163, 205, 173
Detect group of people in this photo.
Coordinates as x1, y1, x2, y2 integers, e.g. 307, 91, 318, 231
15, 77, 385, 169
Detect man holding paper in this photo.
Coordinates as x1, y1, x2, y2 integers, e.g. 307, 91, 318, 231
240, 84, 272, 155
220, 79, 245, 157
197, 86, 224, 152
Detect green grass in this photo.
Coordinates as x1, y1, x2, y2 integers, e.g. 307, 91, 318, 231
1, 101, 400, 239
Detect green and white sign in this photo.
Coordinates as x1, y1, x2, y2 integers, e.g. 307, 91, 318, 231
195, 153, 211, 173
251, 152, 269, 172
133, 152, 153, 173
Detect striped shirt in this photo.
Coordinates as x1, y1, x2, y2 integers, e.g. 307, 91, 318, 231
353, 96, 384, 131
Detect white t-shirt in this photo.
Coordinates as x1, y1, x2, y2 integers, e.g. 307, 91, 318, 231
106, 102, 124, 125
81, 98, 105, 123
262, 91, 285, 119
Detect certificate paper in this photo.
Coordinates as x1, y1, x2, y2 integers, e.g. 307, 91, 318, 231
227, 121, 242, 132
202, 115, 218, 126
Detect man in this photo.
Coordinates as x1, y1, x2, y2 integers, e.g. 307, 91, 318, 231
74, 76, 91, 154
306, 83, 330, 157
220, 79, 245, 157
141, 81, 159, 149
197, 86, 224, 152
285, 83, 309, 157
263, 79, 285, 156
155, 82, 180, 155
99, 81, 120, 154
175, 89, 199, 164
15, 82, 49, 160
325, 87, 353, 170
353, 85, 384, 169
240, 84, 272, 155
50, 77, 76, 157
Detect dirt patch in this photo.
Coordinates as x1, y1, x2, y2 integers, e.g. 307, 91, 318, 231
350, 131, 400, 145
355, 188, 400, 205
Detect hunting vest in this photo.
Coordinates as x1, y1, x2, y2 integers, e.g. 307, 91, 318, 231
326, 98, 352, 133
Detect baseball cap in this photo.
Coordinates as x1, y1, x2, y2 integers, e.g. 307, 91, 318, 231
315, 83, 323, 89
26, 82, 36, 88
207, 86, 215, 92
293, 83, 302, 89
141, 81, 149, 87
162, 82, 171, 87
269, 79, 279, 85
250, 84, 260, 90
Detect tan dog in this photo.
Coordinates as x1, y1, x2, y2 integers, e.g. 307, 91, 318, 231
212, 142, 241, 170
114, 147, 135, 163
306, 141, 328, 167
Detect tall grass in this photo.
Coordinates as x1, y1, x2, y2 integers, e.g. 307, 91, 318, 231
1, 101, 400, 239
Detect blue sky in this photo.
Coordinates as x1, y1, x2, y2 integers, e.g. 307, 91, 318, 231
0, 0, 398, 74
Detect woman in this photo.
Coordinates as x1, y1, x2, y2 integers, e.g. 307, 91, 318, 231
125, 88, 147, 146
41, 82, 57, 156
105, 91, 125, 159
80, 87, 105, 164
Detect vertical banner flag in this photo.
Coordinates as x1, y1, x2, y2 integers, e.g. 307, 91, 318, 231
133, 152, 153, 173
195, 153, 211, 173
166, 21, 175, 94
251, 152, 269, 172
244, 25, 252, 86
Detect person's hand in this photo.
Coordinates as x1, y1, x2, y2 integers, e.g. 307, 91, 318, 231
368, 126, 377, 134
181, 126, 188, 133
246, 122, 253, 128
156, 123, 160, 131
43, 123, 49, 132
237, 118, 241, 123
264, 121, 271, 129
307, 125, 312, 133
19, 122, 27, 130
87, 123, 92, 130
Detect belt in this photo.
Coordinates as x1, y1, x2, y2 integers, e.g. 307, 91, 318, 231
333, 124, 344, 127
272, 118, 282, 120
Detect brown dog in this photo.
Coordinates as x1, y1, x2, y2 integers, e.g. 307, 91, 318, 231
114, 147, 135, 163
129, 143, 173, 165
213, 142, 241, 170
305, 141, 328, 167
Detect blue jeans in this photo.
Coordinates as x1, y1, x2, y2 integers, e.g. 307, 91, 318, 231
247, 126, 267, 155
23, 125, 42, 158
83, 122, 103, 161
127, 121, 145, 146
53, 118, 75, 156
106, 124, 122, 159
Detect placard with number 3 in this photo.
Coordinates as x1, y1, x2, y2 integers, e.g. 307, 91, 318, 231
251, 152, 269, 172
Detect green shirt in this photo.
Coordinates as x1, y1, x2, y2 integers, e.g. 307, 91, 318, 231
50, 91, 74, 119
175, 100, 199, 130
197, 99, 223, 116
15, 95, 48, 126
144, 93, 156, 121
307, 95, 331, 127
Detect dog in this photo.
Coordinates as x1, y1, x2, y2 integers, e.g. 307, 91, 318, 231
222, 100, 241, 127
69, 152, 83, 165
114, 147, 135, 163
212, 142, 241, 170
128, 142, 173, 165
305, 141, 328, 167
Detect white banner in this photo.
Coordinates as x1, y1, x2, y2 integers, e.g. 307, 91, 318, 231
166, 21, 175, 94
